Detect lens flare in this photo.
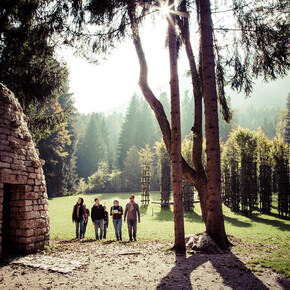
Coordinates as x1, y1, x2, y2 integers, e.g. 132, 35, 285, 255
159, 4, 170, 16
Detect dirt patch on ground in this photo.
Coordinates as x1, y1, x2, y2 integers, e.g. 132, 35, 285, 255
0, 240, 289, 289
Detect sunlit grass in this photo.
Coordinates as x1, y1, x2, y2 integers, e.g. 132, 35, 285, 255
48, 191, 290, 276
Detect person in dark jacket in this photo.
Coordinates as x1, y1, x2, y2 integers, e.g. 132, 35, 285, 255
91, 198, 105, 240
72, 197, 86, 239
110, 200, 123, 241
83, 204, 90, 238
103, 206, 109, 239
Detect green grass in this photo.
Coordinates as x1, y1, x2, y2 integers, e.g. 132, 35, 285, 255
48, 191, 290, 277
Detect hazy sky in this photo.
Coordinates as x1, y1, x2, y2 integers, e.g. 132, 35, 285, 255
57, 14, 289, 114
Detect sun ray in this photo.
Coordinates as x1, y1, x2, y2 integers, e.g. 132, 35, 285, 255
156, 0, 189, 28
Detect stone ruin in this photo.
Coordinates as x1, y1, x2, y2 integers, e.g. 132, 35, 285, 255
0, 83, 49, 256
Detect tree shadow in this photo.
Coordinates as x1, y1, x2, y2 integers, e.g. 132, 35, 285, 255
247, 214, 290, 231
268, 212, 290, 221
153, 208, 174, 221
184, 211, 204, 224
140, 205, 149, 215
153, 208, 205, 224
277, 277, 290, 289
157, 251, 271, 289
157, 253, 208, 289
223, 215, 252, 228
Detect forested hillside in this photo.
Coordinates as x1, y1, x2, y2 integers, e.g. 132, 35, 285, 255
36, 90, 287, 197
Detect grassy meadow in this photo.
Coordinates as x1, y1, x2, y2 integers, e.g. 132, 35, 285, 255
48, 191, 290, 277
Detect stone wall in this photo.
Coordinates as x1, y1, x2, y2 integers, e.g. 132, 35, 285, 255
0, 83, 50, 255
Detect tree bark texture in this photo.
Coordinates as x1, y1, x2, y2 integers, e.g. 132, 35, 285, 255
167, 0, 186, 252
177, 1, 208, 223
200, 0, 229, 249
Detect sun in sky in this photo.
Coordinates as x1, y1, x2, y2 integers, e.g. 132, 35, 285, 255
158, 0, 172, 17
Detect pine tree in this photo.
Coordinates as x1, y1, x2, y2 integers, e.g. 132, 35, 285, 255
221, 133, 240, 212
78, 114, 107, 178
38, 100, 73, 197
58, 94, 79, 195
0, 0, 70, 142
118, 94, 141, 169
137, 99, 157, 147
271, 137, 289, 218
256, 128, 272, 214
123, 146, 141, 192
233, 128, 258, 215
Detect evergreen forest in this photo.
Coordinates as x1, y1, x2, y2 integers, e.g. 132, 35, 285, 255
38, 91, 289, 202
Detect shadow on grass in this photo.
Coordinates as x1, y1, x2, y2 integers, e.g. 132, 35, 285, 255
248, 214, 290, 231
184, 211, 204, 224
223, 215, 252, 228
157, 251, 273, 290
152, 208, 205, 224
153, 208, 174, 221
140, 205, 149, 215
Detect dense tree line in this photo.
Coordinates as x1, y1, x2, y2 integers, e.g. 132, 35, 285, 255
38, 88, 288, 197
221, 127, 289, 218
76, 92, 289, 193
0, 0, 78, 197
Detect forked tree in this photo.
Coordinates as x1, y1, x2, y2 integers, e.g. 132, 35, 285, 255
56, 0, 289, 250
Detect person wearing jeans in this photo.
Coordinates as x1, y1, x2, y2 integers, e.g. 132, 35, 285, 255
91, 198, 105, 240
72, 197, 86, 239
83, 204, 90, 238
103, 206, 109, 239
111, 200, 123, 241
124, 195, 141, 242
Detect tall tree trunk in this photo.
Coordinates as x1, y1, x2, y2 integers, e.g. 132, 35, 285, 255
127, 0, 229, 250
177, 1, 208, 223
167, 0, 185, 252
127, 3, 197, 187
200, 0, 229, 249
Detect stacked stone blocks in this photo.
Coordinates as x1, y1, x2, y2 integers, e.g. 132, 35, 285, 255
0, 83, 50, 255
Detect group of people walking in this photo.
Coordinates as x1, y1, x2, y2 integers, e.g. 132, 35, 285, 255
72, 195, 141, 242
